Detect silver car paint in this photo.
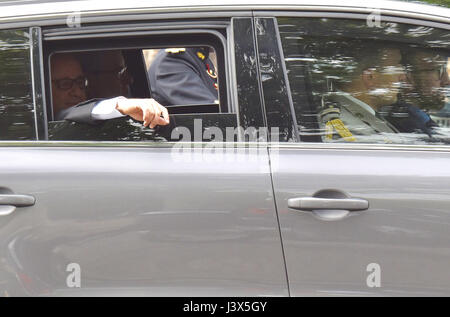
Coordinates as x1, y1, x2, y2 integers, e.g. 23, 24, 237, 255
0, 145, 288, 296
0, 0, 448, 297
270, 146, 450, 296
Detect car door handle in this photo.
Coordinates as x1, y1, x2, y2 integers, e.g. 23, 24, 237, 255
287, 189, 369, 221
0, 194, 35, 207
0, 194, 35, 216
287, 197, 368, 211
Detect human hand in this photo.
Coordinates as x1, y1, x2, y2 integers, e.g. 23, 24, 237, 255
115, 98, 169, 128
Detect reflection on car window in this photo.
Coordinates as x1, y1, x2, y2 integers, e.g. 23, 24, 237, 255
278, 18, 450, 145
0, 28, 35, 140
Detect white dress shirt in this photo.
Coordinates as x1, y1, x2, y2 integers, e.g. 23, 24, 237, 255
91, 96, 127, 120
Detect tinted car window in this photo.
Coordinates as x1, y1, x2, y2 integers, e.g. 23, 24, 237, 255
0, 28, 35, 140
278, 18, 450, 145
47, 41, 232, 142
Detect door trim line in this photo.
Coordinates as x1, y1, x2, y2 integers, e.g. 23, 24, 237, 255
1, 141, 450, 152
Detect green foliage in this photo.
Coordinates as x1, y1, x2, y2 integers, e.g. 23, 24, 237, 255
406, 0, 450, 8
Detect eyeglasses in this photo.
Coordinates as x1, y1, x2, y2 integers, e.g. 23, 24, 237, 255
52, 76, 88, 90
406, 64, 447, 79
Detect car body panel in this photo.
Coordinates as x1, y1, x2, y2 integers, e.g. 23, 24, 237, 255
0, 146, 288, 296
270, 145, 450, 296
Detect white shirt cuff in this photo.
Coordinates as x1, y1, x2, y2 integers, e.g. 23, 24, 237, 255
91, 96, 127, 120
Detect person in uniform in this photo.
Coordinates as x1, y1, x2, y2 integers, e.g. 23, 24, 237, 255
148, 47, 219, 106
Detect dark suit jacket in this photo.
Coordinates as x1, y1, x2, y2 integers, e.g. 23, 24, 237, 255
55, 99, 102, 125
148, 47, 218, 106
379, 101, 438, 136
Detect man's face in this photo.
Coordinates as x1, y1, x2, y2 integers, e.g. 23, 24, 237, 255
86, 52, 133, 99
405, 51, 449, 110
364, 48, 406, 108
51, 54, 87, 115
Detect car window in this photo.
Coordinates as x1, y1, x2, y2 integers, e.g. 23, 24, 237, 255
0, 28, 35, 140
45, 34, 234, 142
278, 17, 450, 145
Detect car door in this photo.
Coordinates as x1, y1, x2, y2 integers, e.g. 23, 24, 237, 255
0, 17, 288, 296
255, 13, 450, 296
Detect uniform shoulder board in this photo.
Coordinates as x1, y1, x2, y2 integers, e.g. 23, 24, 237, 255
196, 51, 206, 60
165, 48, 186, 54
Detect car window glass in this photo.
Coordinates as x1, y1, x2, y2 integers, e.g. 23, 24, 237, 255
278, 18, 450, 145
47, 46, 233, 142
0, 28, 35, 140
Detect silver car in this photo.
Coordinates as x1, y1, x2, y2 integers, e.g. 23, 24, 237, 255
0, 0, 449, 296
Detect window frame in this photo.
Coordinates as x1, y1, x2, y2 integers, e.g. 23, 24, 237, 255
39, 16, 267, 143
28, 17, 264, 143
43, 26, 230, 114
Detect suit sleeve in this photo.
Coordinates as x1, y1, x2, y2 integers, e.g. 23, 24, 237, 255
152, 55, 217, 106
55, 99, 102, 125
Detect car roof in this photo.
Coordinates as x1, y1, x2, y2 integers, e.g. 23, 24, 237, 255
0, 0, 448, 22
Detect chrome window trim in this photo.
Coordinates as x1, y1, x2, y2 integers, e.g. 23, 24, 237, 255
43, 21, 231, 38
0, 3, 448, 27
1, 141, 450, 153
44, 29, 227, 42
0, 11, 253, 30
252, 6, 450, 24
255, 11, 450, 30
268, 143, 450, 153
